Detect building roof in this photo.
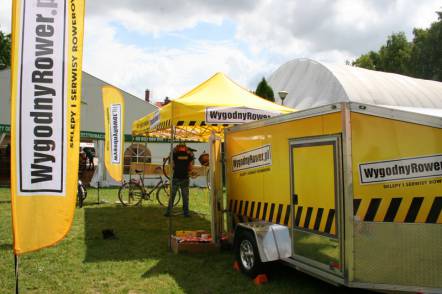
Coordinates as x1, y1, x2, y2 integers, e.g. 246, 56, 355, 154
268, 58, 442, 110
0, 69, 157, 135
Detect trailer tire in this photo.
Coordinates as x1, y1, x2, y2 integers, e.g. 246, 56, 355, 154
235, 230, 263, 278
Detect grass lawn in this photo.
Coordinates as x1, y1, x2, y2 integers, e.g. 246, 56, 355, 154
0, 187, 371, 293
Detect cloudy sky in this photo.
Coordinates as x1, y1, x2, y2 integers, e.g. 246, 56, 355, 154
1, 0, 441, 102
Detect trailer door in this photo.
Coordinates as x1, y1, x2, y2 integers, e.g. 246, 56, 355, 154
289, 135, 343, 273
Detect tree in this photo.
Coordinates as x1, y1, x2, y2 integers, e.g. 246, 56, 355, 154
378, 32, 412, 75
353, 33, 412, 74
255, 77, 274, 102
352, 51, 380, 70
409, 11, 442, 81
353, 11, 442, 82
0, 31, 11, 69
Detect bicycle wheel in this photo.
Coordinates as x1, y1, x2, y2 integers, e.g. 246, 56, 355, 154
118, 181, 143, 206
156, 182, 181, 207
162, 156, 171, 180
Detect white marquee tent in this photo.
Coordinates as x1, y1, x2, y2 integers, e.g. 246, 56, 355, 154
268, 58, 442, 115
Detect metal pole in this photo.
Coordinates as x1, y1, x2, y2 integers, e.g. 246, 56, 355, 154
97, 181, 100, 205
97, 140, 100, 205
209, 132, 216, 244
168, 126, 175, 250
220, 141, 226, 241
129, 136, 134, 183
143, 140, 147, 188
14, 254, 19, 294
208, 133, 223, 245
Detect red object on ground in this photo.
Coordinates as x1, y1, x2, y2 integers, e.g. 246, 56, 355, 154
329, 261, 341, 270
254, 274, 268, 285
233, 261, 240, 271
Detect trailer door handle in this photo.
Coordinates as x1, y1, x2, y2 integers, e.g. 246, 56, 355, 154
293, 194, 298, 205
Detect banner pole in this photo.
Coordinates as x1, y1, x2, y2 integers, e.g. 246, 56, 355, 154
97, 181, 100, 205
14, 254, 19, 294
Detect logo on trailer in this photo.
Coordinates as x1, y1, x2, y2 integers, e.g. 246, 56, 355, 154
232, 145, 272, 172
359, 154, 442, 184
206, 107, 280, 124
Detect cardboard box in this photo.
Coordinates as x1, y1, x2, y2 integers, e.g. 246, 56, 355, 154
175, 230, 209, 238
170, 236, 219, 254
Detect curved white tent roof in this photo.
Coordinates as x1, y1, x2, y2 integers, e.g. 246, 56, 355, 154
268, 58, 442, 110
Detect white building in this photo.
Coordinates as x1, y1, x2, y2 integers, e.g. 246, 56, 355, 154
0, 69, 208, 187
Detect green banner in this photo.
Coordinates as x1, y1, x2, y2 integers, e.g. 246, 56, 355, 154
79, 130, 169, 142
0, 124, 10, 134
2, 125, 192, 143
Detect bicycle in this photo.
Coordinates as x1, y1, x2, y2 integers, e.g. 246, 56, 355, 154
118, 168, 181, 207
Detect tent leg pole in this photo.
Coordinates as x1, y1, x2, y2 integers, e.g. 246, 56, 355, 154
209, 132, 217, 244
168, 126, 175, 251
129, 136, 134, 184
142, 140, 147, 187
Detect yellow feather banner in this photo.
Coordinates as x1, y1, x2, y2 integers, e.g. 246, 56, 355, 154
10, 0, 85, 254
102, 86, 125, 182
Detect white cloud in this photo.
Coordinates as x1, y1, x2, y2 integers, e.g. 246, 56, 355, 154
86, 0, 254, 35
83, 17, 269, 102
233, 0, 441, 60
0, 0, 11, 32
1, 0, 441, 103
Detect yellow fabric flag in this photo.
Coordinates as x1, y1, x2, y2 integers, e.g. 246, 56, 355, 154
10, 0, 85, 254
102, 86, 125, 182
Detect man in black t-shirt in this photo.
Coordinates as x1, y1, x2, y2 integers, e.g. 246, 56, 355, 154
164, 144, 195, 217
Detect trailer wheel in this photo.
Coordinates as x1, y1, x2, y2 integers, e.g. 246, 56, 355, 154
235, 230, 263, 278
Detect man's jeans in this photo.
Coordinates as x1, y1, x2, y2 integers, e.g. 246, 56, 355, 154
166, 178, 189, 215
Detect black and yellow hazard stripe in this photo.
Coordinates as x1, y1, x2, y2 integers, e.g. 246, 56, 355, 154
228, 198, 336, 237
151, 119, 171, 130
138, 118, 237, 132
353, 196, 441, 223
293, 205, 336, 237
175, 120, 235, 127
229, 199, 292, 227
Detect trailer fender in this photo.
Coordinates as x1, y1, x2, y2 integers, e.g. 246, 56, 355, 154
235, 222, 292, 262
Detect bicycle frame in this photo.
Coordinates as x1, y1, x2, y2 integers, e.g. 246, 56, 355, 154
124, 173, 169, 201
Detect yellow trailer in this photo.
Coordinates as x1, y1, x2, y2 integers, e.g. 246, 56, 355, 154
224, 102, 442, 293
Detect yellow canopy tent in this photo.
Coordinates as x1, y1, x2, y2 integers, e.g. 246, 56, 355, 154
132, 72, 295, 141
131, 72, 295, 246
